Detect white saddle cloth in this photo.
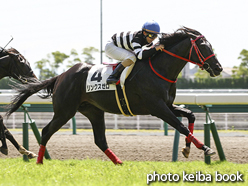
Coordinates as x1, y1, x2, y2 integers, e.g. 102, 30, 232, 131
86, 64, 134, 93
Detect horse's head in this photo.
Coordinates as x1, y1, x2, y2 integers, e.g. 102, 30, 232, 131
182, 27, 223, 77
159, 27, 223, 77
0, 48, 39, 83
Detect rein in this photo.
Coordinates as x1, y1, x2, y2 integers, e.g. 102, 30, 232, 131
149, 35, 215, 83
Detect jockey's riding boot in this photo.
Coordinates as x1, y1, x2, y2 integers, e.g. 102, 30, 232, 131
106, 64, 125, 84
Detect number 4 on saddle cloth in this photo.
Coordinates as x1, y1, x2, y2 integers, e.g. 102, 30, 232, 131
86, 62, 135, 116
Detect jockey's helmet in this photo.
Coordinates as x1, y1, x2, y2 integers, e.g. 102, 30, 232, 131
142, 21, 160, 34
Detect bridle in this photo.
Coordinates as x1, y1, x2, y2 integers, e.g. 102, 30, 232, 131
149, 35, 215, 83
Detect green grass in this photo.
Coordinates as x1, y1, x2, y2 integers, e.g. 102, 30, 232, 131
0, 158, 247, 186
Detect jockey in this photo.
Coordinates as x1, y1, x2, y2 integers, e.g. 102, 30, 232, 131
105, 20, 164, 84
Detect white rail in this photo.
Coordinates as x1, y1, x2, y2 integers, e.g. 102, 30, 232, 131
0, 92, 247, 105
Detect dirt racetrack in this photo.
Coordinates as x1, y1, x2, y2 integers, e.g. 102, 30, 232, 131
1, 131, 248, 164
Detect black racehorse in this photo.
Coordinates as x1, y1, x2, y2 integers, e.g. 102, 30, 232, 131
6, 27, 223, 164
0, 47, 38, 158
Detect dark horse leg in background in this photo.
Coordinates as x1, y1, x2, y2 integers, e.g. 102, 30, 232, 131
169, 105, 195, 158
0, 116, 8, 155
0, 115, 37, 158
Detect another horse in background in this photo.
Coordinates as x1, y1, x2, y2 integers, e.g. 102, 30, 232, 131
6, 27, 223, 164
0, 47, 38, 158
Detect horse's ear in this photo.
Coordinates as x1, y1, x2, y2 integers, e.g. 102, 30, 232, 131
183, 26, 200, 39
186, 32, 198, 39
159, 33, 169, 44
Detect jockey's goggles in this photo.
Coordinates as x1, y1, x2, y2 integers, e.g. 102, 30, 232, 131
147, 33, 157, 39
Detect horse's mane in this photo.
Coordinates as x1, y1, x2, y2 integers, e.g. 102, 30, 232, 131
159, 26, 202, 49
0, 47, 20, 57
7, 48, 21, 55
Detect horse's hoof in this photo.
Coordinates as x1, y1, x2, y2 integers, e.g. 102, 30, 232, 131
115, 159, 123, 165
182, 146, 190, 158
0, 146, 8, 155
19, 145, 37, 159
28, 152, 38, 159
204, 147, 216, 156
116, 161, 123, 166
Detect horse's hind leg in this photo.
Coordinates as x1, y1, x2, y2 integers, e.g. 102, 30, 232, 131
78, 103, 122, 165
169, 105, 195, 158
0, 115, 8, 155
36, 113, 75, 164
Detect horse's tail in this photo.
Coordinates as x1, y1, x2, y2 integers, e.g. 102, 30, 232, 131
6, 76, 58, 117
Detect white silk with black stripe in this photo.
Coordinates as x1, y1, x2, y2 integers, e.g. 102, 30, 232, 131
111, 31, 156, 60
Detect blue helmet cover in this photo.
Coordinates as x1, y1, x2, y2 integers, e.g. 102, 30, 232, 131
142, 20, 160, 34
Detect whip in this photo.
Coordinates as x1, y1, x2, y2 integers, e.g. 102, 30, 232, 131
0, 36, 14, 54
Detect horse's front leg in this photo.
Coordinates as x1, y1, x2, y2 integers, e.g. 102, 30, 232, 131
147, 99, 215, 156
0, 115, 37, 158
0, 115, 8, 155
4, 126, 37, 159
169, 104, 195, 158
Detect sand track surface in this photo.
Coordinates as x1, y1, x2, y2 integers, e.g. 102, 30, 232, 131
1, 131, 247, 164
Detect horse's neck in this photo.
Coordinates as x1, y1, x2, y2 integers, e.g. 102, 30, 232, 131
0, 55, 11, 79
154, 38, 191, 81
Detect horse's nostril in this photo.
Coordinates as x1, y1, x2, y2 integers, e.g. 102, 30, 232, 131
215, 65, 223, 72
215, 68, 221, 72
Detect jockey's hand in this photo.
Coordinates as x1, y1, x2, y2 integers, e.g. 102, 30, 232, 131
155, 44, 164, 51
